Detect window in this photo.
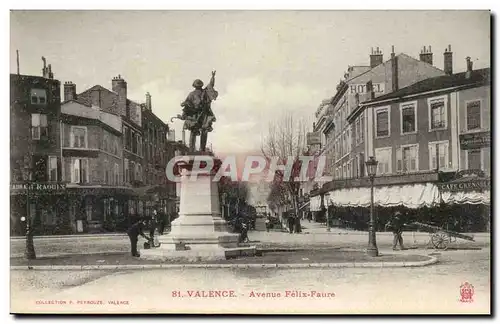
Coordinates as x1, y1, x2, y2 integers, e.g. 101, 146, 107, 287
466, 100, 481, 130
129, 161, 135, 182
71, 126, 87, 148
30, 88, 47, 105
129, 199, 136, 215
104, 161, 110, 184
429, 141, 450, 171
467, 149, 482, 170
137, 136, 142, 157
114, 163, 119, 185
400, 102, 417, 134
48, 156, 57, 182
85, 197, 93, 221
132, 133, 138, 154
71, 158, 89, 183
124, 159, 129, 183
103, 199, 110, 222
428, 96, 447, 130
375, 147, 392, 175
359, 113, 364, 144
135, 163, 142, 182
42, 209, 55, 226
31, 114, 48, 139
375, 107, 390, 137
359, 153, 365, 177
396, 145, 419, 173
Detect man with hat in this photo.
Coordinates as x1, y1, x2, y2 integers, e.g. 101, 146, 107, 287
179, 70, 218, 151
127, 217, 149, 257
387, 211, 405, 250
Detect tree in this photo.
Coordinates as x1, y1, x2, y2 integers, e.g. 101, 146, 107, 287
218, 176, 250, 220
261, 112, 309, 220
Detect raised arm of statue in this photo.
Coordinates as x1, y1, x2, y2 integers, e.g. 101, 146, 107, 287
208, 70, 216, 89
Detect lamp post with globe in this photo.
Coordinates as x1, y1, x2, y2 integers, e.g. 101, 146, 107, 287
365, 156, 379, 257
22, 162, 36, 260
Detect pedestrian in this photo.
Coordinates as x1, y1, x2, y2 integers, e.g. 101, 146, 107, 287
287, 213, 295, 234
150, 210, 158, 240
127, 218, 149, 257
387, 211, 405, 251
307, 211, 312, 223
294, 215, 302, 233
265, 214, 271, 232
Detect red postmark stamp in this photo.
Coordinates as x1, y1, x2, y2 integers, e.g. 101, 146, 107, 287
459, 282, 474, 303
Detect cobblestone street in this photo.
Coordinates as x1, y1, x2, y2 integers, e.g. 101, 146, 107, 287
10, 249, 490, 314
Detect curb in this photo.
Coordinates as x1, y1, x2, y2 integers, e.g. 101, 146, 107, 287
10, 256, 438, 271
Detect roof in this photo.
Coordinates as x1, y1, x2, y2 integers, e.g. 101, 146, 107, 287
364, 68, 490, 104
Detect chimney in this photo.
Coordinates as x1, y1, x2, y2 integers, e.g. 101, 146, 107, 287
370, 47, 383, 68
366, 81, 375, 100
465, 56, 473, 79
444, 45, 453, 75
48, 64, 54, 79
145, 92, 152, 110
64, 82, 77, 101
419, 45, 433, 65
391, 45, 399, 92
42, 57, 48, 78
112, 75, 127, 117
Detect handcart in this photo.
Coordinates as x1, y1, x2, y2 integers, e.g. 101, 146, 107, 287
408, 221, 475, 250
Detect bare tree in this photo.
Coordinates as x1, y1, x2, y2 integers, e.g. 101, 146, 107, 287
261, 112, 309, 220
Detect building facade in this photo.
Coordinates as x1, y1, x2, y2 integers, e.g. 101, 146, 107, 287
60, 99, 130, 233
10, 60, 64, 235
320, 56, 491, 232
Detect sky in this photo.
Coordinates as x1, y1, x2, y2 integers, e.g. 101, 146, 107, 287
10, 10, 491, 156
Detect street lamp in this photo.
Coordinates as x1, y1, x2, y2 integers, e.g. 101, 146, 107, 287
324, 192, 331, 232
365, 156, 379, 257
22, 162, 36, 260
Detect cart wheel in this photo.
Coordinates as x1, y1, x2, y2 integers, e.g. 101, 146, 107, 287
431, 232, 450, 249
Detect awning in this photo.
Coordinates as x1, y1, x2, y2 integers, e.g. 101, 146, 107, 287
310, 195, 322, 211
441, 190, 490, 205
131, 185, 169, 198
326, 183, 441, 209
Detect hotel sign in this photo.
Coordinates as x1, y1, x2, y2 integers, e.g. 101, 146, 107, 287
10, 183, 67, 192
349, 83, 385, 95
459, 132, 490, 149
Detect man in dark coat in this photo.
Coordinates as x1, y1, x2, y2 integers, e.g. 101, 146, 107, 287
387, 211, 405, 250
127, 218, 148, 257
287, 213, 295, 234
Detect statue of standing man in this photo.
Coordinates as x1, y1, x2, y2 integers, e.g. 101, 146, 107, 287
173, 71, 218, 152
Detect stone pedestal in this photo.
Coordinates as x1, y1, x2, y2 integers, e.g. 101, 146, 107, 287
141, 155, 256, 262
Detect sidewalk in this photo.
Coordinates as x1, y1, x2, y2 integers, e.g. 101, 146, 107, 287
10, 248, 438, 270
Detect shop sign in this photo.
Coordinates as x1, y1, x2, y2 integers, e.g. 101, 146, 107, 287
437, 179, 490, 192
307, 132, 321, 146
10, 182, 67, 192
459, 132, 491, 149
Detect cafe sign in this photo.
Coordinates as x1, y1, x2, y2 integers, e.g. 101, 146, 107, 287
459, 132, 491, 149
10, 182, 67, 192
438, 179, 490, 193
